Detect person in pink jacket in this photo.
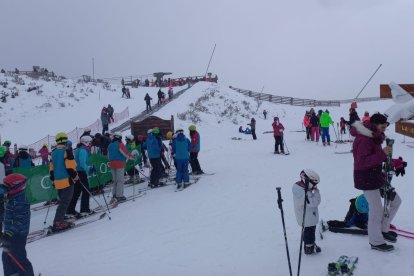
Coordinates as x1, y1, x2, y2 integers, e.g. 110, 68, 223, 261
272, 117, 285, 154
38, 144, 50, 165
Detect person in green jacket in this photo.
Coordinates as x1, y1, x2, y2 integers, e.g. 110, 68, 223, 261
319, 110, 333, 146
125, 135, 143, 183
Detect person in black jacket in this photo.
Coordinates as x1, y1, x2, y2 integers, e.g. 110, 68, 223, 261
144, 93, 152, 113
0, 174, 35, 276
348, 108, 360, 127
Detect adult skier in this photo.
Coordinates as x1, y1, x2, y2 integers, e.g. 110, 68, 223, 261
38, 144, 50, 165
101, 107, 109, 135
309, 109, 319, 142
247, 118, 257, 140
319, 110, 333, 146
272, 117, 285, 154
108, 133, 134, 203
144, 93, 152, 113
0, 174, 35, 276
351, 113, 401, 251
292, 169, 321, 255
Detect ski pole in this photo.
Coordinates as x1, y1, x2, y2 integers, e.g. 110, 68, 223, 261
93, 165, 111, 214
43, 182, 54, 225
283, 136, 290, 154
331, 123, 339, 143
78, 178, 111, 220
276, 187, 293, 276
5, 249, 27, 274
297, 177, 310, 276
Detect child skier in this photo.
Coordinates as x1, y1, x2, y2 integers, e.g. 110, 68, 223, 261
172, 129, 191, 190
292, 169, 321, 255
0, 173, 35, 276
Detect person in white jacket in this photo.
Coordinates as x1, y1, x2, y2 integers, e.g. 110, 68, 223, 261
292, 169, 321, 255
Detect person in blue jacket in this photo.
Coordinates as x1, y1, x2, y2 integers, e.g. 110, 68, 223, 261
13, 145, 34, 168
172, 129, 191, 190
67, 136, 94, 217
145, 128, 163, 187
0, 173, 35, 276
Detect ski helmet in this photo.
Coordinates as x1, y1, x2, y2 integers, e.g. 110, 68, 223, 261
125, 134, 134, 141
3, 140, 11, 147
113, 132, 122, 139
166, 131, 173, 140
147, 129, 153, 134
300, 169, 320, 185
80, 136, 93, 145
2, 173, 27, 196
55, 132, 68, 144
0, 146, 6, 158
188, 125, 196, 131
18, 145, 28, 151
152, 128, 160, 135
355, 194, 369, 214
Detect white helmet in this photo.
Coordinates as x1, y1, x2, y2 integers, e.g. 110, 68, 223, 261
147, 129, 153, 134
125, 134, 134, 141
19, 145, 28, 151
113, 132, 122, 139
80, 136, 93, 145
300, 169, 320, 185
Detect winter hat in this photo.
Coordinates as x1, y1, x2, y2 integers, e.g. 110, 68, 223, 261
2, 173, 27, 196
166, 131, 173, 140
188, 125, 197, 131
274, 117, 279, 121
370, 113, 388, 125
355, 194, 369, 214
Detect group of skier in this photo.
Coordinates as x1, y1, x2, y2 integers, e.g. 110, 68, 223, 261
291, 111, 408, 260
0, 122, 205, 275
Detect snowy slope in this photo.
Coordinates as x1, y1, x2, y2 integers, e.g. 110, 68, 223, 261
3, 81, 414, 276
0, 73, 185, 146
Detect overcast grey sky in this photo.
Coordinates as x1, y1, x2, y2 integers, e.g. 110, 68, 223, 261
2, 0, 414, 99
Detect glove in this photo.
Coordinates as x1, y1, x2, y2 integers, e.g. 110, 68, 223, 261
393, 157, 407, 177
1, 231, 12, 248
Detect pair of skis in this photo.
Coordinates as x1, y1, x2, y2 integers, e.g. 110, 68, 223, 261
328, 255, 358, 276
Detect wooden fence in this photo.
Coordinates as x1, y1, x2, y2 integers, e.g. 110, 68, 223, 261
229, 86, 385, 107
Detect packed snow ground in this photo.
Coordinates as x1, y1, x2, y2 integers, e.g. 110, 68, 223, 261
2, 80, 414, 276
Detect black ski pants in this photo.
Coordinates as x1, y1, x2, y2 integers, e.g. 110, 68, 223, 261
54, 185, 74, 224
2, 236, 34, 276
67, 171, 91, 214
303, 226, 316, 246
251, 129, 257, 140
150, 158, 162, 185
306, 127, 311, 140
274, 136, 284, 153
190, 152, 202, 173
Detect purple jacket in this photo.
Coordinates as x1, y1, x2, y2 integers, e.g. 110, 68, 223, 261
351, 121, 387, 190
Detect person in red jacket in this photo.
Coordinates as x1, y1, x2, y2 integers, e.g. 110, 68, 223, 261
272, 117, 285, 154
303, 111, 311, 141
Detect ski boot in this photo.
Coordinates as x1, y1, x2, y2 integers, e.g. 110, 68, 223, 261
304, 243, 321, 255
52, 221, 75, 232
183, 182, 191, 189
370, 243, 394, 252
382, 231, 397, 243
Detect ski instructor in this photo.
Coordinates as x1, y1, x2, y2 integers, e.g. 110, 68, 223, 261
351, 113, 401, 252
